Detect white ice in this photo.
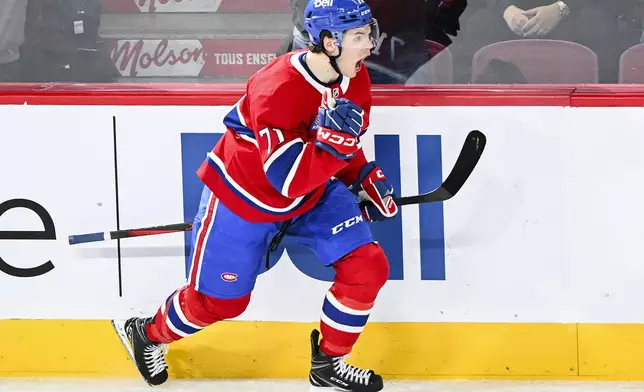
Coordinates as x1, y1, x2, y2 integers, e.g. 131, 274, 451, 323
3, 379, 644, 392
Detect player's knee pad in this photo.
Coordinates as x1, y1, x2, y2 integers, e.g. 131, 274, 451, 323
183, 285, 251, 324
332, 242, 389, 304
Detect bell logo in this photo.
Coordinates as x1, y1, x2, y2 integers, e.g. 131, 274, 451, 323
0, 199, 56, 278
314, 0, 333, 7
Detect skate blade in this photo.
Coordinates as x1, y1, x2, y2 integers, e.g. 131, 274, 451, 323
111, 320, 136, 365
112, 320, 168, 387
309, 386, 350, 392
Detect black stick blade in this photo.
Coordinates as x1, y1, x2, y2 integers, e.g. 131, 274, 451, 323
441, 130, 486, 197
395, 130, 486, 206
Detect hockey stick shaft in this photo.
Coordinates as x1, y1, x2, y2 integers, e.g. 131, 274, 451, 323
69, 130, 485, 245
68, 223, 193, 245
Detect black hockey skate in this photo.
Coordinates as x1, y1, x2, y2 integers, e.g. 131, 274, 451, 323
112, 317, 169, 386
309, 329, 383, 392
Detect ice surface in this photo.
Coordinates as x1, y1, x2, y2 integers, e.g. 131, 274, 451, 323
2, 379, 644, 392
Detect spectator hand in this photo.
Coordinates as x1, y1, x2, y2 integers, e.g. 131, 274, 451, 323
503, 5, 530, 36
521, 3, 563, 37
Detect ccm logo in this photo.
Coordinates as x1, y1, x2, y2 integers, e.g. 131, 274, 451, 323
331, 215, 364, 235
318, 130, 357, 147
221, 273, 238, 282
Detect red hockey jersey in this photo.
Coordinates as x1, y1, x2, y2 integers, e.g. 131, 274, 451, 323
196, 51, 373, 223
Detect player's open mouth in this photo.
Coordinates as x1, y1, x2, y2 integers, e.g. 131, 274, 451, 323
355, 60, 363, 71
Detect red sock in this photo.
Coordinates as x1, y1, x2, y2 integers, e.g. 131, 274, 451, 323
319, 243, 389, 356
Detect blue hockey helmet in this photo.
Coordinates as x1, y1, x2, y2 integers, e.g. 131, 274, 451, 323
303, 0, 378, 47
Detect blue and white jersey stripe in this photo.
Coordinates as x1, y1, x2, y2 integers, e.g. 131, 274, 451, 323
223, 96, 258, 147
263, 138, 306, 197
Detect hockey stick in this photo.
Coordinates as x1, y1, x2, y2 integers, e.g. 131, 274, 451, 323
68, 130, 485, 245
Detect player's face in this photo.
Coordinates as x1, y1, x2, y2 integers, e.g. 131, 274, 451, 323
337, 24, 374, 78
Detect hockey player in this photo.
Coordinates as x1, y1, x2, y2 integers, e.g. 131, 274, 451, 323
113, 1, 397, 391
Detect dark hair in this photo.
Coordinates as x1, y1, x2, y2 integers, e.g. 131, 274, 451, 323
308, 30, 334, 54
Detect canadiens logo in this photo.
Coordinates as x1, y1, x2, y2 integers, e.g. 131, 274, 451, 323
221, 273, 238, 282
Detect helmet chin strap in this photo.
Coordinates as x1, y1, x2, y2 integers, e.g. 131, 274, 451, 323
326, 46, 343, 77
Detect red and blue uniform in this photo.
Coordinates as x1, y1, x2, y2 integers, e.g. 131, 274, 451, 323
147, 51, 392, 361
142, 4, 395, 390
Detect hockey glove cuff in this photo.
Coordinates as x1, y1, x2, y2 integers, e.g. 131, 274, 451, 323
314, 126, 360, 160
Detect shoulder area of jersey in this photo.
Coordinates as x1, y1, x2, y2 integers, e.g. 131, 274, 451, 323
247, 51, 311, 93
249, 49, 307, 82
249, 50, 303, 80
